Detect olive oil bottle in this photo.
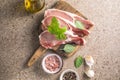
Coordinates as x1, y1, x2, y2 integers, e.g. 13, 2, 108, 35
24, 0, 45, 13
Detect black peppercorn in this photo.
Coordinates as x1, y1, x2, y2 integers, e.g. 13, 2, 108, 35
63, 71, 77, 80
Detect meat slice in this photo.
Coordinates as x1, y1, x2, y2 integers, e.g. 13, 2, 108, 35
39, 30, 65, 49
68, 37, 86, 45
39, 9, 94, 49
72, 28, 90, 37
42, 15, 90, 37
39, 30, 85, 49
41, 15, 70, 31
74, 16, 94, 29
68, 23, 90, 37
44, 9, 73, 22
44, 9, 94, 30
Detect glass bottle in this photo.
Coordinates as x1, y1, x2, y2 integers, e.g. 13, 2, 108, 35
24, 0, 45, 13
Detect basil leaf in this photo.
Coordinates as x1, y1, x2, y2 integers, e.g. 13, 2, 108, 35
63, 44, 75, 53
75, 21, 85, 30
74, 56, 83, 68
48, 17, 67, 40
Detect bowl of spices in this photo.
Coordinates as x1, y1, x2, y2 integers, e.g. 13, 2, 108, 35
42, 53, 63, 74
60, 69, 79, 80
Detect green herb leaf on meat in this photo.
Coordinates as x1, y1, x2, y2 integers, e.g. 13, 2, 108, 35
74, 56, 83, 68
75, 21, 85, 30
48, 17, 67, 40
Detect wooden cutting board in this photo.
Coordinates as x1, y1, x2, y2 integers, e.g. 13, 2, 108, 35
27, 0, 88, 67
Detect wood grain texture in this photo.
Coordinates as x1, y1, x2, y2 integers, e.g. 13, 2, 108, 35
27, 46, 46, 66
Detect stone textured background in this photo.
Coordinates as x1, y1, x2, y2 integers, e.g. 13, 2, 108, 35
0, 0, 120, 80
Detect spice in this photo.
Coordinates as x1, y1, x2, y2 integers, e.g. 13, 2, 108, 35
84, 55, 95, 78
85, 70, 95, 78
45, 55, 60, 72
62, 72, 77, 80
84, 55, 94, 69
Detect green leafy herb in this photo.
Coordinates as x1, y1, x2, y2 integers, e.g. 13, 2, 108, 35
74, 56, 83, 68
75, 21, 85, 30
48, 17, 67, 40
63, 44, 75, 53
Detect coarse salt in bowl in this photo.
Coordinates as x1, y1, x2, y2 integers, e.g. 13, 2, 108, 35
42, 53, 63, 74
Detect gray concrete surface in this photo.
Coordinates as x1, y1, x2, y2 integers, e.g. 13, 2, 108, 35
0, 0, 120, 80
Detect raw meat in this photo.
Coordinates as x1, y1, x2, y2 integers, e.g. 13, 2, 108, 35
44, 9, 73, 22
39, 30, 65, 49
42, 15, 90, 37
39, 30, 85, 49
44, 9, 94, 29
39, 9, 94, 49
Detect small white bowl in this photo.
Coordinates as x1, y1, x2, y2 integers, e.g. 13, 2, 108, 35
59, 69, 80, 80
42, 53, 63, 74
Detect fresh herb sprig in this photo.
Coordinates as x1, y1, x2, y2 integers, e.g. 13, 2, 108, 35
48, 17, 67, 40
